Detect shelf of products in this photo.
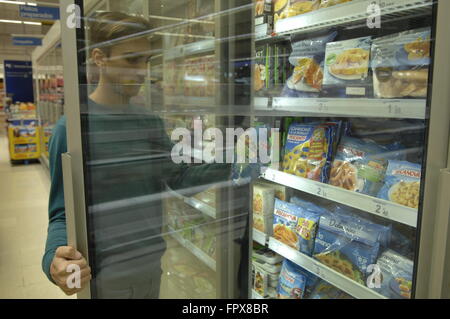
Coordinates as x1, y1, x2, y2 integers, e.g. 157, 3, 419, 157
268, 237, 386, 299
273, 0, 432, 36
168, 226, 216, 272
7, 118, 41, 161
166, 186, 217, 219
262, 168, 418, 228
255, 98, 426, 119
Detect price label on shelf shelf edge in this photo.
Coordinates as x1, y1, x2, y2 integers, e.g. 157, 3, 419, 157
372, 200, 390, 218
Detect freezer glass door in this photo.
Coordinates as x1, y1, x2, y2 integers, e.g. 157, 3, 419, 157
72, 0, 252, 299
249, 0, 441, 300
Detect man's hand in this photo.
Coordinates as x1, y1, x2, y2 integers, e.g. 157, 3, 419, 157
50, 246, 92, 296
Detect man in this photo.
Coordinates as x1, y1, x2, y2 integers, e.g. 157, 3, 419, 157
43, 12, 230, 298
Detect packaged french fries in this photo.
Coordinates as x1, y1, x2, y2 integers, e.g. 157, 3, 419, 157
276, 259, 308, 299
255, 0, 273, 27
323, 36, 372, 97
372, 28, 431, 98
253, 184, 275, 216
255, 44, 273, 94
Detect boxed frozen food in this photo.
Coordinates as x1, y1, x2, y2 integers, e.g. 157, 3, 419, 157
254, 44, 273, 94
283, 31, 337, 97
253, 184, 276, 216
378, 160, 421, 209
253, 214, 274, 234
258, 181, 288, 201
253, 263, 269, 297
273, 44, 291, 93
323, 36, 372, 97
372, 28, 431, 98
273, 199, 320, 255
329, 137, 389, 196
313, 227, 380, 285
282, 122, 336, 182
319, 0, 352, 8
276, 259, 307, 299
273, 0, 320, 25
255, 0, 273, 28
373, 250, 413, 299
253, 245, 284, 264
253, 257, 283, 274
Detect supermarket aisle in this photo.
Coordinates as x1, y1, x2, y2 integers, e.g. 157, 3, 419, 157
0, 131, 74, 299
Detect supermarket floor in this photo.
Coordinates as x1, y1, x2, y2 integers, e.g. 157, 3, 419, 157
0, 129, 74, 299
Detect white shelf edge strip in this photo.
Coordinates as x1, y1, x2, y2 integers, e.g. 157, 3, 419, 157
268, 238, 387, 299
164, 39, 215, 60
263, 168, 418, 228
275, 0, 431, 34
185, 197, 217, 219
168, 227, 216, 271
255, 98, 426, 119
252, 228, 269, 246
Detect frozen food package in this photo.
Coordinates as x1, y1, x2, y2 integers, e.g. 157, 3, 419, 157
273, 199, 320, 255
253, 244, 284, 264
253, 183, 276, 216
255, 0, 273, 27
274, 44, 290, 93
372, 250, 414, 299
320, 208, 391, 248
258, 181, 289, 201
276, 259, 307, 299
313, 227, 380, 285
323, 36, 372, 97
253, 214, 274, 235
319, 0, 352, 8
231, 123, 273, 185
253, 263, 269, 297
282, 122, 335, 182
372, 28, 431, 98
290, 196, 331, 216
273, 0, 320, 24
329, 137, 389, 196
283, 31, 338, 97
378, 160, 421, 209
254, 44, 273, 94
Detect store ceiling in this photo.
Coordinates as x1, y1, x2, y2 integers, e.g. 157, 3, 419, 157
0, 0, 59, 62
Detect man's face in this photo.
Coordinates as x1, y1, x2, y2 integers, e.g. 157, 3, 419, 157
102, 37, 151, 98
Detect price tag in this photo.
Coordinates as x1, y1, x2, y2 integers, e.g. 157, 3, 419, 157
387, 103, 402, 116
373, 201, 390, 217
318, 102, 329, 112
313, 263, 327, 281
316, 186, 328, 199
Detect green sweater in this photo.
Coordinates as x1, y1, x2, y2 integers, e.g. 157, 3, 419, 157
42, 101, 231, 284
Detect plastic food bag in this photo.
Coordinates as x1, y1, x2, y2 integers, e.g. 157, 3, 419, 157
273, 199, 320, 255
276, 259, 307, 299
329, 137, 389, 196
313, 226, 380, 285
319, 0, 353, 8
283, 31, 337, 97
274, 0, 320, 24
309, 280, 353, 299
282, 122, 335, 182
372, 28, 431, 98
378, 160, 421, 209
372, 250, 413, 299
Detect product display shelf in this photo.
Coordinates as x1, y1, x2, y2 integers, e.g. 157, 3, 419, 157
166, 185, 217, 219
164, 96, 216, 108
275, 0, 432, 36
164, 39, 215, 61
268, 237, 386, 299
168, 226, 216, 271
262, 168, 418, 228
253, 228, 269, 246
254, 98, 427, 119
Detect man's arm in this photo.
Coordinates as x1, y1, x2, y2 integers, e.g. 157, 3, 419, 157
42, 118, 68, 284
